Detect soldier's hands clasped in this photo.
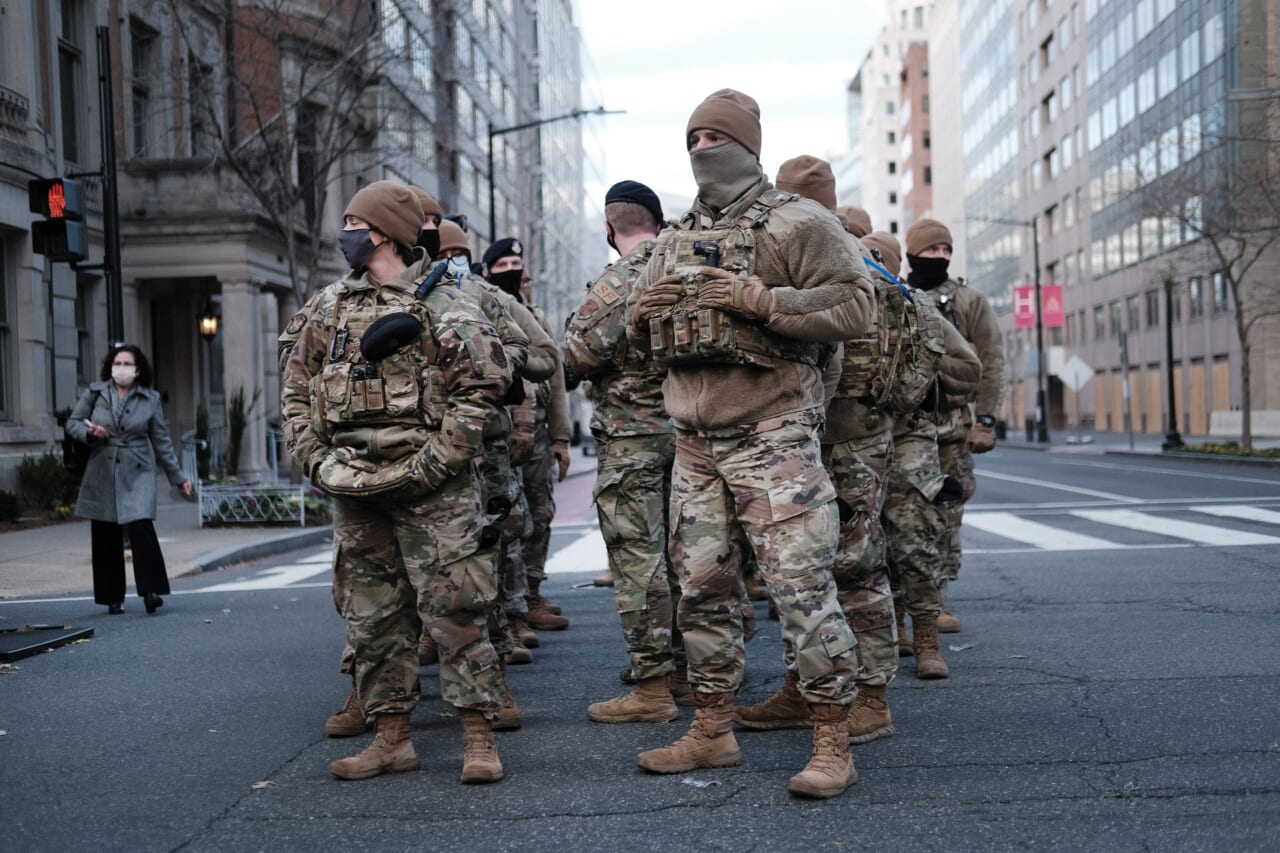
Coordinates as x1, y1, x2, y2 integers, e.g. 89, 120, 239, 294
633, 274, 686, 319
967, 421, 996, 453
694, 268, 773, 322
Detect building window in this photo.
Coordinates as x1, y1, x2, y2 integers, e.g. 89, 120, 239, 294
1188, 277, 1204, 318
921, 94, 929, 114
1145, 290, 1160, 327
1212, 272, 1229, 313
1170, 285, 1182, 323
188, 55, 217, 159
924, 166, 932, 184
1109, 300, 1122, 337
58, 0, 85, 163
888, 161, 897, 175
75, 277, 94, 386
923, 131, 930, 149
1093, 305, 1106, 338
130, 18, 158, 157
1127, 294, 1140, 332
886, 100, 895, 116
889, 192, 898, 205
888, 130, 896, 145
890, 220, 899, 234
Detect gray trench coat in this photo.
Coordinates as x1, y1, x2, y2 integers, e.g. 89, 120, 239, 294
65, 381, 186, 524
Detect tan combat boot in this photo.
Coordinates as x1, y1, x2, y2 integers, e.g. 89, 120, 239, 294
636, 692, 741, 773
510, 612, 541, 649
668, 666, 695, 707
588, 677, 679, 724
459, 709, 504, 783
913, 620, 950, 679
848, 684, 894, 744
733, 670, 811, 730
504, 641, 533, 665
895, 599, 913, 656
788, 703, 856, 799
330, 712, 418, 780
325, 688, 371, 738
527, 579, 567, 626
418, 630, 439, 666
491, 662, 522, 731
937, 607, 961, 633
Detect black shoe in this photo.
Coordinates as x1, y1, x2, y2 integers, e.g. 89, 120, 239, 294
107, 603, 124, 615
144, 593, 164, 614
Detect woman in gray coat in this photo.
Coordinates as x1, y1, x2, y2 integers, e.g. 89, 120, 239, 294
66, 344, 192, 614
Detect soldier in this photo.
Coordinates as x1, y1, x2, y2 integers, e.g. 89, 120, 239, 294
483, 239, 572, 631
734, 157, 897, 744
837, 205, 873, 240
627, 90, 877, 799
904, 219, 1004, 632
437, 220, 558, 668
872, 230, 981, 679
564, 180, 691, 723
280, 181, 509, 784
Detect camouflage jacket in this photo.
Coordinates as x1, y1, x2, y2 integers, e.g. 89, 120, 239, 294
564, 239, 671, 438
530, 305, 571, 443
279, 259, 510, 496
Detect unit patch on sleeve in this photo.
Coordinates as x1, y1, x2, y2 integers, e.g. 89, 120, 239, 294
592, 280, 621, 305
285, 313, 307, 335
577, 298, 600, 319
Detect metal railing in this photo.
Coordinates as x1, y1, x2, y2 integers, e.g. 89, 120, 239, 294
197, 481, 328, 527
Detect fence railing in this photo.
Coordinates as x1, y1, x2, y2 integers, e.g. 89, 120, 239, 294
198, 481, 329, 527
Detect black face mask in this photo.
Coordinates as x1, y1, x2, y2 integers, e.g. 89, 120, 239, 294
416, 228, 441, 260
906, 255, 951, 290
606, 225, 618, 254
338, 228, 379, 271
487, 268, 524, 300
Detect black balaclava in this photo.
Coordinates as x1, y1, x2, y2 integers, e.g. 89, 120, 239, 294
906, 255, 951, 290
415, 228, 440, 259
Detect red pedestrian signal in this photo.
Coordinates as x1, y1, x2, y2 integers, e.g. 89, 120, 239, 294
28, 177, 87, 263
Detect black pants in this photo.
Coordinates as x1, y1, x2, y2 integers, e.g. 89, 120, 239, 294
91, 519, 170, 605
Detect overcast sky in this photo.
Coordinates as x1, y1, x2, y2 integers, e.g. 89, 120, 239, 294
577, 0, 886, 218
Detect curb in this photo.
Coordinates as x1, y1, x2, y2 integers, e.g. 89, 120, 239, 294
1102, 449, 1280, 467
191, 526, 334, 573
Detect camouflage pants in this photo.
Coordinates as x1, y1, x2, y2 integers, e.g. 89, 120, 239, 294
594, 432, 683, 681
477, 437, 527, 656
936, 433, 976, 585
671, 415, 857, 705
521, 422, 556, 584
332, 471, 503, 720
822, 431, 897, 687
883, 416, 946, 623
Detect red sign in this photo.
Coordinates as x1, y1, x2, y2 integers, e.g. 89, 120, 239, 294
1013, 285, 1037, 329
1041, 284, 1065, 328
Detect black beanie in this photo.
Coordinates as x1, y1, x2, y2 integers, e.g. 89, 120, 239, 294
482, 237, 523, 270
605, 180, 664, 225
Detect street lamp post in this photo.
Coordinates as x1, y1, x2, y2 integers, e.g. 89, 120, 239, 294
967, 215, 1049, 443
486, 106, 623, 241
1161, 264, 1184, 450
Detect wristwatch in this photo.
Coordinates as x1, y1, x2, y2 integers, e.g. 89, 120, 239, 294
976, 415, 995, 427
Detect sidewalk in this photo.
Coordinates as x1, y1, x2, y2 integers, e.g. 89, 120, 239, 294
998, 425, 1280, 459
0, 443, 600, 602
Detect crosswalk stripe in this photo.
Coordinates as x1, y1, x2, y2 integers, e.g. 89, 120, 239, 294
1190, 505, 1280, 526
963, 511, 1122, 550
1070, 509, 1280, 546
197, 562, 333, 592
545, 530, 608, 575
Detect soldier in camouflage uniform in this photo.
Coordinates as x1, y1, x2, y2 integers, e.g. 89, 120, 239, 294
280, 181, 510, 784
904, 219, 1004, 633
873, 230, 982, 679
734, 159, 897, 744
626, 91, 879, 799
483, 239, 572, 631
564, 180, 691, 724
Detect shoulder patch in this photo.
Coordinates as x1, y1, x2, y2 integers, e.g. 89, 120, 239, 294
592, 280, 621, 305
285, 313, 307, 335
578, 298, 601, 319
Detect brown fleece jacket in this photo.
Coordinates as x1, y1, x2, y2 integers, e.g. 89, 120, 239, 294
938, 316, 982, 408
934, 278, 1003, 417
629, 179, 876, 431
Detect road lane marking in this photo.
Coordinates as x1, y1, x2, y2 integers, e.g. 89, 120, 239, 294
545, 530, 607, 575
1056, 458, 1280, 486
196, 562, 334, 591
963, 511, 1122, 550
1070, 509, 1280, 546
1190, 505, 1280, 525
977, 470, 1143, 503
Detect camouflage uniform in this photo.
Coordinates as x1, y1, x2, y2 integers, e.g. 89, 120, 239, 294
882, 411, 947, 622
280, 259, 510, 720
521, 306, 569, 586
931, 278, 1003, 584
564, 239, 682, 681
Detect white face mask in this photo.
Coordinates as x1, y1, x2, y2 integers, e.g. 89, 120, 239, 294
112, 365, 138, 386
447, 256, 471, 278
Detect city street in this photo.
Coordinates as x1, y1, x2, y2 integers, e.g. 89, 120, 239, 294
2, 447, 1279, 851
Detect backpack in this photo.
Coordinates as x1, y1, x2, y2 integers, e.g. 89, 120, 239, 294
835, 254, 946, 416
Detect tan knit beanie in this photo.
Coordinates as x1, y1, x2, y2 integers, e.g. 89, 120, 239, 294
343, 181, 423, 250
409, 186, 444, 223
863, 231, 903, 278
906, 217, 953, 256
775, 155, 837, 210
837, 206, 872, 238
686, 89, 762, 158
438, 220, 471, 259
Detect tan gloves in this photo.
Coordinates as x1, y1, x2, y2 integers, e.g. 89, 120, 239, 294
695, 267, 773, 322
633, 274, 686, 320
967, 421, 996, 453
550, 440, 570, 481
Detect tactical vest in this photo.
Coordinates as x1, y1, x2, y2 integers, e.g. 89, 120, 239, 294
647, 190, 823, 369
835, 255, 946, 417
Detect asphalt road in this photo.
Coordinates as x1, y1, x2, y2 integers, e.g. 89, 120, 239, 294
2, 447, 1279, 852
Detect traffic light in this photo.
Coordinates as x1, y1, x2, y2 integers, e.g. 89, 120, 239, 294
28, 177, 87, 263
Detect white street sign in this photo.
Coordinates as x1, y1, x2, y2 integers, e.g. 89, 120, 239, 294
1058, 355, 1094, 392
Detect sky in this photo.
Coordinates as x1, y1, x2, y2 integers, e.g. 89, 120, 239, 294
577, 0, 887, 218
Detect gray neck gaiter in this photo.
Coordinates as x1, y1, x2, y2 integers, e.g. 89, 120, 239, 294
690, 142, 765, 213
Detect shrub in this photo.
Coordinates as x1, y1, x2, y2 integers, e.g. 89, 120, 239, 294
19, 450, 76, 510
0, 489, 22, 522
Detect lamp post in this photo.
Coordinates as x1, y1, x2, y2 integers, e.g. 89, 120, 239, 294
967, 215, 1049, 442
486, 106, 623, 241
1161, 264, 1184, 450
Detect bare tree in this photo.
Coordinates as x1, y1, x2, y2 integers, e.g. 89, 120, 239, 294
1137, 97, 1280, 450
171, 0, 408, 307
